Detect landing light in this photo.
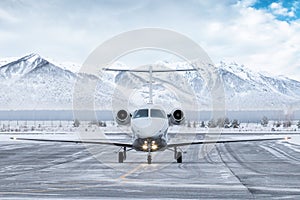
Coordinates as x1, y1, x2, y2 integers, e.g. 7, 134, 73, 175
152, 144, 158, 150
142, 144, 148, 150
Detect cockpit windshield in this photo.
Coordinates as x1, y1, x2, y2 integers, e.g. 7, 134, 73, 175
133, 108, 166, 119
150, 109, 166, 118
133, 109, 149, 119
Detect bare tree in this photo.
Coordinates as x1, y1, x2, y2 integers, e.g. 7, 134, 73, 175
193, 121, 197, 128
216, 118, 225, 127
208, 119, 217, 128
283, 120, 292, 128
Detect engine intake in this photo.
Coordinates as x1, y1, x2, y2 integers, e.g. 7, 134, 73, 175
169, 109, 185, 125
116, 109, 131, 125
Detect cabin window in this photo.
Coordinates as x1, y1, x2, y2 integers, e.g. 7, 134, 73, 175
150, 109, 166, 118
133, 109, 149, 118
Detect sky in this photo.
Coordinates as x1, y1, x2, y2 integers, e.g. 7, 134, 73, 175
0, 0, 300, 80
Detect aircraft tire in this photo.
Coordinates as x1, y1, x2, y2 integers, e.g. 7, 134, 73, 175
147, 155, 152, 164
118, 152, 124, 163
176, 152, 182, 163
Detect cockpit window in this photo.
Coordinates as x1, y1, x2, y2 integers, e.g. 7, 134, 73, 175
133, 109, 149, 119
150, 109, 166, 118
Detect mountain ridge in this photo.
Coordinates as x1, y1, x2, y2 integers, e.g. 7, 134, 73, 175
0, 53, 299, 111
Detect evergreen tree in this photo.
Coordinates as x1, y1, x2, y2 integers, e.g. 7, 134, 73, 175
224, 117, 230, 127
200, 121, 205, 128
275, 121, 281, 128
261, 116, 269, 127
231, 119, 240, 128
73, 119, 80, 127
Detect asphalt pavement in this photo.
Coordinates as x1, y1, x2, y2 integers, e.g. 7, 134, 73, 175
0, 135, 300, 199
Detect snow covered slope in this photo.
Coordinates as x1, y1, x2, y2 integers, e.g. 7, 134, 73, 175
217, 62, 300, 110
0, 54, 98, 110
0, 53, 300, 111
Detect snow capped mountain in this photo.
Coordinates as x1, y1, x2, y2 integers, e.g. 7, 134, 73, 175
0, 53, 73, 80
217, 62, 300, 110
0, 54, 91, 110
0, 56, 19, 67
0, 53, 300, 111
0, 53, 41, 79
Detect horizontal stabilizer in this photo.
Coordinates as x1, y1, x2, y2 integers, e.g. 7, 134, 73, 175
103, 68, 197, 73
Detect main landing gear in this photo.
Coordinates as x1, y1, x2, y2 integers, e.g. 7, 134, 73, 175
118, 147, 127, 163
174, 146, 183, 163
117, 146, 183, 164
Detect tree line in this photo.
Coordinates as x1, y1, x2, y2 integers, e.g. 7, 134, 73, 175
186, 117, 240, 128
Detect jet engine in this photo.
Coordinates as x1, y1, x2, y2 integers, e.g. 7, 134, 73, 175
169, 109, 185, 125
116, 109, 131, 125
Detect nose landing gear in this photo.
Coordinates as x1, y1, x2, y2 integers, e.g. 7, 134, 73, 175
147, 154, 152, 164
147, 143, 152, 164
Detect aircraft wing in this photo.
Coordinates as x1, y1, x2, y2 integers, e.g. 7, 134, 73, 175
10, 137, 132, 148
167, 136, 291, 148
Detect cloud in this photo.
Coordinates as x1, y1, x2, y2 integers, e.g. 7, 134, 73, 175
269, 2, 295, 17
242, 6, 297, 68
194, 0, 300, 80
0, 8, 19, 23
0, 0, 299, 80
235, 0, 257, 7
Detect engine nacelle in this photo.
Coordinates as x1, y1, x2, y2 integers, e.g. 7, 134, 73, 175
169, 109, 185, 125
116, 109, 131, 125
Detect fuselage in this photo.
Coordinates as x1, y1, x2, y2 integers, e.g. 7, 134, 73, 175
131, 105, 169, 152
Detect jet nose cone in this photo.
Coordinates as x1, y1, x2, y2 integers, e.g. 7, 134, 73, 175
132, 119, 153, 138
134, 119, 152, 128
132, 118, 168, 139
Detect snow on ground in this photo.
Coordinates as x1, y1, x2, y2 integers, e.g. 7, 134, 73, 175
289, 135, 300, 145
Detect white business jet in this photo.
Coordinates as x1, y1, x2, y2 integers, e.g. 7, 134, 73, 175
11, 66, 290, 164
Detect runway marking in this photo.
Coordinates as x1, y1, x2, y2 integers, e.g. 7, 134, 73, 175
119, 164, 145, 180
119, 152, 161, 180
